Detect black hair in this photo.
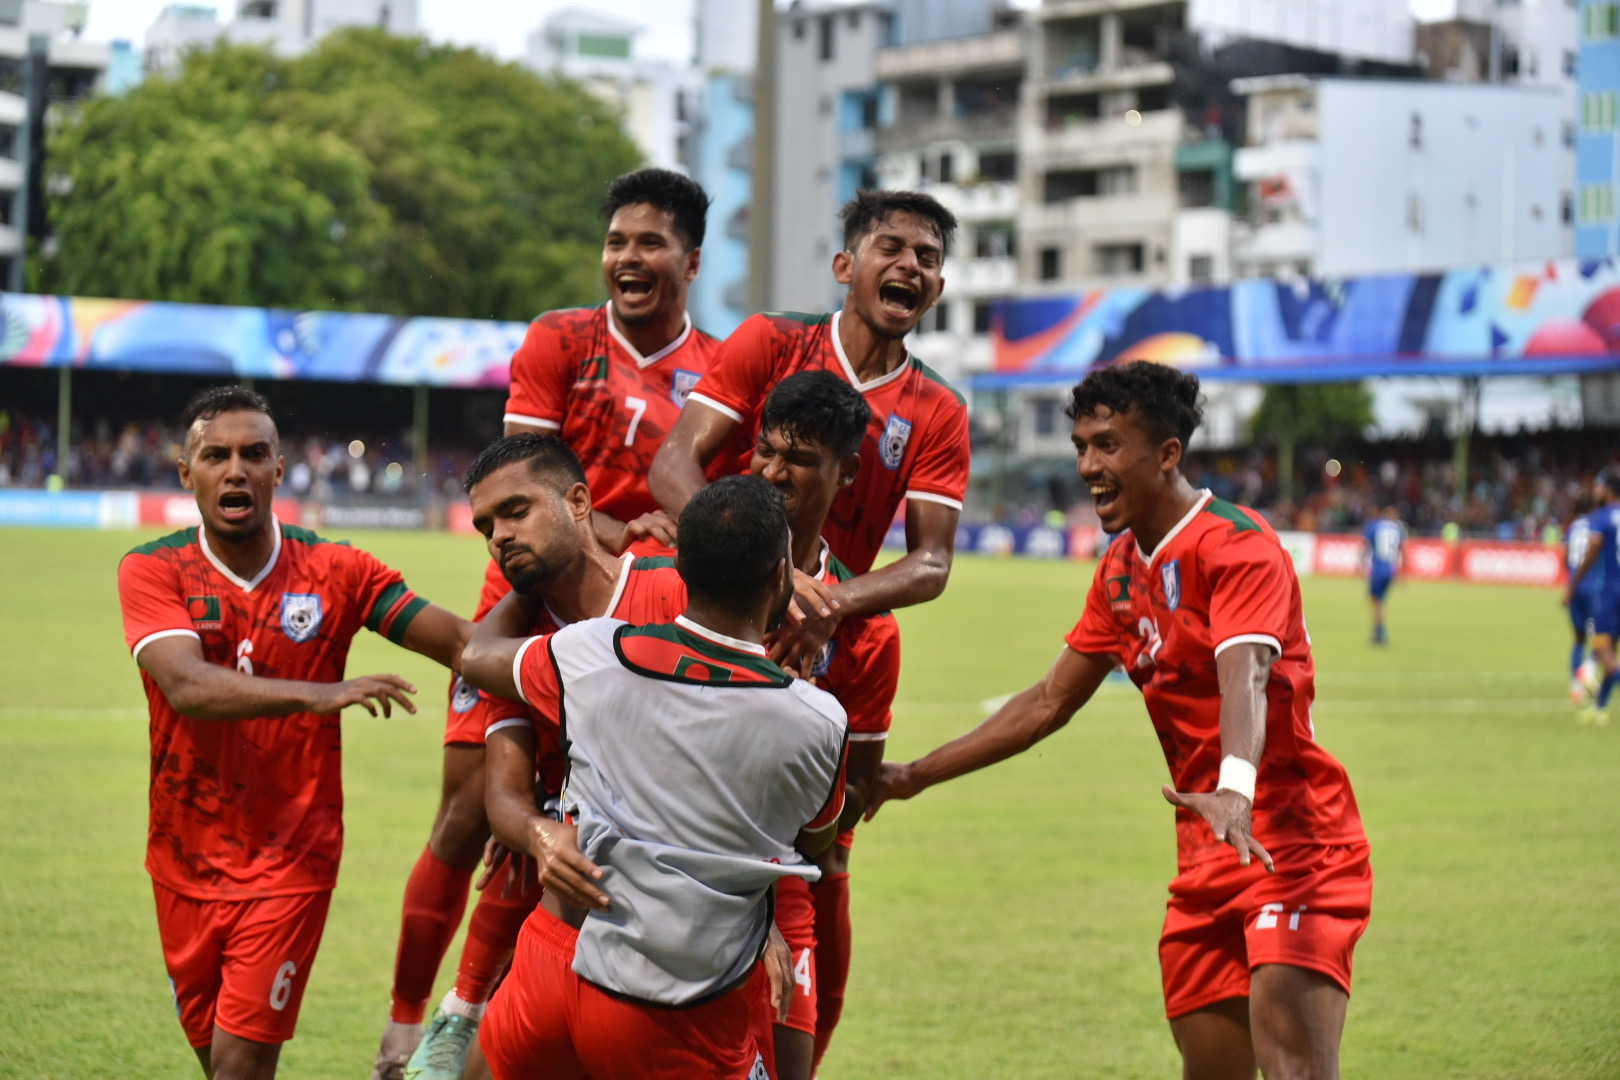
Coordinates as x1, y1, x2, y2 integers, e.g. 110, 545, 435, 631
181, 385, 273, 431
1599, 467, 1620, 499
676, 476, 789, 609
760, 371, 871, 460
462, 433, 587, 496
839, 189, 957, 256
1064, 361, 1204, 447
602, 167, 711, 250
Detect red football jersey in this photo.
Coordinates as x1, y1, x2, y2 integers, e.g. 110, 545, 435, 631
805, 543, 900, 848
476, 553, 688, 742
1065, 492, 1366, 869
117, 521, 428, 900
503, 305, 722, 523
690, 310, 970, 574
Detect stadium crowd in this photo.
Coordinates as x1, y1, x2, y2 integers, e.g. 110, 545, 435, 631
6, 402, 1614, 541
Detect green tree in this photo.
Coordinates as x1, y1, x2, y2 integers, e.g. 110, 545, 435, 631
39, 29, 642, 319
1249, 382, 1374, 503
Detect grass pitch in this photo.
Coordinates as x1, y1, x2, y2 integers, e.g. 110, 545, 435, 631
0, 525, 1616, 1079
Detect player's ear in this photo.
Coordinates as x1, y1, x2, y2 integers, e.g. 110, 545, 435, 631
274, 453, 285, 489
832, 248, 854, 285
1158, 436, 1183, 474
838, 452, 860, 488
177, 454, 194, 492
564, 480, 593, 522
684, 245, 701, 283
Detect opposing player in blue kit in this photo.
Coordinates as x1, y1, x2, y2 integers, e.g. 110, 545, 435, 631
1568, 470, 1620, 725
1565, 494, 1606, 704
1362, 506, 1404, 645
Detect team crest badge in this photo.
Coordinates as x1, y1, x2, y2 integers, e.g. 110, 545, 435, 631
811, 640, 836, 679
880, 413, 912, 470
280, 593, 323, 643
450, 675, 479, 714
1161, 560, 1181, 612
671, 368, 700, 406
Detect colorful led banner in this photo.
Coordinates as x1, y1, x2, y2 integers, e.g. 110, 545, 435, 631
983, 258, 1620, 387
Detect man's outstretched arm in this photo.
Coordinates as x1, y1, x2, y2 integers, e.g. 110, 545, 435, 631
866, 646, 1114, 818
648, 400, 738, 519
137, 636, 418, 720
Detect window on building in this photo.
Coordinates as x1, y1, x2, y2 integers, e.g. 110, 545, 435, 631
1565, 49, 1578, 77
1099, 165, 1137, 196
1188, 255, 1215, 283
793, 19, 806, 41
978, 151, 1017, 181
1033, 397, 1062, 438
820, 16, 834, 61
938, 153, 955, 184
1502, 45, 1520, 76
1094, 243, 1144, 276
577, 33, 631, 59
973, 300, 995, 334
1584, 2, 1620, 40
862, 93, 880, 129
847, 10, 860, 28
1563, 191, 1574, 225
1044, 169, 1097, 202
1179, 169, 1216, 208
1564, 121, 1577, 148
1583, 92, 1619, 130
1040, 246, 1063, 281
1137, 84, 1171, 112
976, 226, 1015, 259
1580, 184, 1617, 223
925, 300, 950, 334
1409, 113, 1423, 150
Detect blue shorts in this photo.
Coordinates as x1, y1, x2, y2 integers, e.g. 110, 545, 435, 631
1593, 591, 1620, 639
1368, 570, 1394, 600
1570, 590, 1599, 635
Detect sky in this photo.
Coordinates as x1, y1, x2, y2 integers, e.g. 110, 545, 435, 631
84, 1, 698, 62
86, 0, 1457, 61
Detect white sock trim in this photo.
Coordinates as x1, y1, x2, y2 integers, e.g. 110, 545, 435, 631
440, 991, 487, 1022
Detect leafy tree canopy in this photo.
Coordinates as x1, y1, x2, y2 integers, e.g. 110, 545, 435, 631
1250, 382, 1375, 445
40, 29, 643, 320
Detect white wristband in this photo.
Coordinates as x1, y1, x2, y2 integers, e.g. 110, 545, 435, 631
1216, 755, 1257, 802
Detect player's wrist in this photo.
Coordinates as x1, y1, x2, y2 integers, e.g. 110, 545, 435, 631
1215, 755, 1257, 802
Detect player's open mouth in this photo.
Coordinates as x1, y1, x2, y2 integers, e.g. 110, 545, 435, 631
218, 491, 254, 521
878, 281, 919, 317
615, 273, 654, 300
1088, 482, 1121, 511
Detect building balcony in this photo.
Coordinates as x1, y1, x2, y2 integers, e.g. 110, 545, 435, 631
0, 222, 21, 257
0, 155, 22, 192
1025, 192, 1173, 233
877, 29, 1023, 81
1232, 220, 1316, 265
1039, 0, 1180, 20
1233, 141, 1318, 182
947, 255, 1018, 293
1040, 60, 1173, 97
874, 108, 1018, 153
1029, 107, 1181, 164
929, 179, 1020, 220
0, 90, 24, 126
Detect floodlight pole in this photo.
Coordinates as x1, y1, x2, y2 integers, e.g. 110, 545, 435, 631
1452, 376, 1480, 512
55, 364, 69, 483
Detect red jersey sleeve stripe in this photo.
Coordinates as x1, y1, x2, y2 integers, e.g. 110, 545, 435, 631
685, 391, 744, 423
904, 489, 964, 510
367, 583, 428, 643
132, 627, 200, 661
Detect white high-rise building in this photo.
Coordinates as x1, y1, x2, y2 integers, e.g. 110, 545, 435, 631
525, 6, 702, 174
144, 0, 419, 74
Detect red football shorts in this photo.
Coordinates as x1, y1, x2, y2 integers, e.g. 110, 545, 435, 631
152, 882, 331, 1047
480, 906, 768, 1080
773, 875, 818, 1036
1158, 841, 1373, 1020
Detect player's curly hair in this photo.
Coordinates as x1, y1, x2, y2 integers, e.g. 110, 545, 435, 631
462, 433, 586, 496
676, 476, 789, 610
840, 189, 957, 256
761, 371, 871, 460
1064, 361, 1204, 447
602, 168, 711, 250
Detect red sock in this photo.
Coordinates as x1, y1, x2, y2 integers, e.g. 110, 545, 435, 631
389, 847, 474, 1023
453, 864, 540, 1004
809, 872, 852, 1071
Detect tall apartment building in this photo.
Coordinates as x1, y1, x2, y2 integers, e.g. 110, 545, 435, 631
525, 7, 702, 175
768, 1, 895, 313
0, 0, 109, 285
1577, 0, 1620, 256
688, 0, 757, 337
1231, 76, 1567, 279
1415, 0, 1578, 254
144, 0, 418, 73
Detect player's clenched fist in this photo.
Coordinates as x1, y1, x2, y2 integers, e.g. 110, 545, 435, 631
308, 674, 418, 717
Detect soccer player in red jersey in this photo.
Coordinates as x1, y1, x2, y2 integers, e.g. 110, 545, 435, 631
377, 168, 718, 1077
401, 434, 688, 1079
460, 476, 846, 1080
648, 189, 969, 668
116, 387, 471, 1080
745, 372, 900, 1080
869, 362, 1373, 1080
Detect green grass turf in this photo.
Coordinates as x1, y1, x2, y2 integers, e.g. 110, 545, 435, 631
0, 525, 1616, 1078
